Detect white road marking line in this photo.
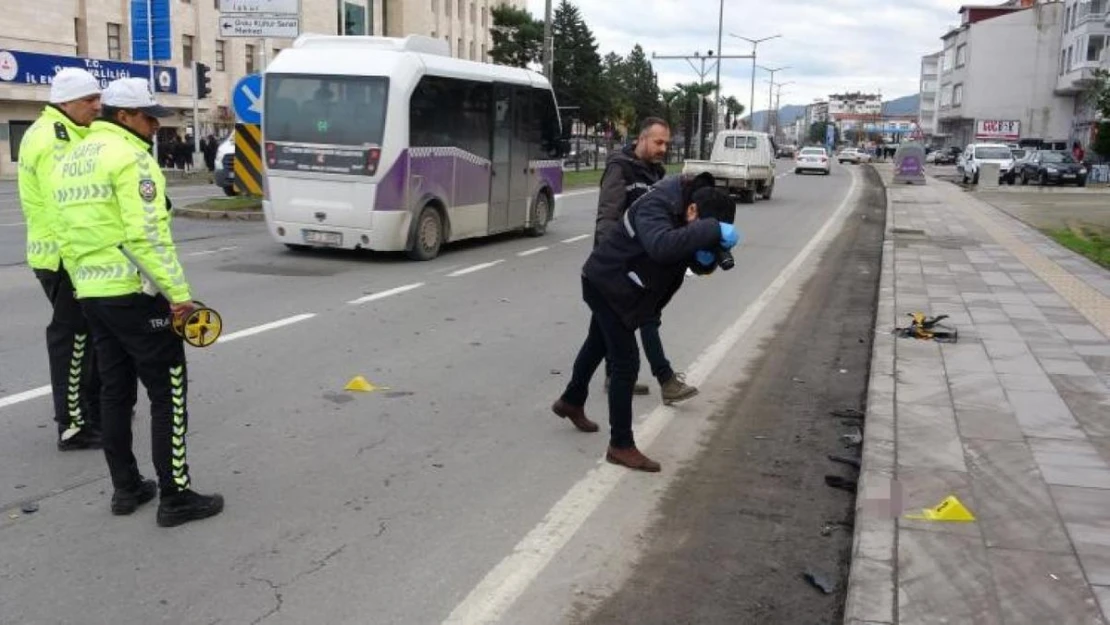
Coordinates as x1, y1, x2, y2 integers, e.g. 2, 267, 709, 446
516, 246, 549, 257
1, 313, 319, 411
0, 222, 26, 227
447, 260, 504, 277
554, 189, 598, 199
218, 313, 317, 344
561, 234, 590, 244
186, 246, 239, 257
348, 282, 425, 305
442, 166, 862, 625
0, 385, 51, 410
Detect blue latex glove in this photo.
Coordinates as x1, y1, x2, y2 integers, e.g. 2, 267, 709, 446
719, 222, 739, 249
695, 249, 715, 267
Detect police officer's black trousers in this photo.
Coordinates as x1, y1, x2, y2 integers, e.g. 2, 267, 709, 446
82, 294, 192, 494
34, 266, 100, 433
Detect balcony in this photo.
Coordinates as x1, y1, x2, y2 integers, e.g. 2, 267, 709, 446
1056, 61, 1104, 95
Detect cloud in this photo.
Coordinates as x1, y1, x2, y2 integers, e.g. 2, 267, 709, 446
525, 0, 967, 111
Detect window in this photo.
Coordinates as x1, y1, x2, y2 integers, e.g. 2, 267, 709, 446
469, 41, 475, 60
724, 135, 758, 149
1061, 49, 1068, 75
74, 18, 87, 56
942, 46, 955, 73
457, 0, 462, 19
410, 76, 492, 158
183, 34, 194, 67
481, 43, 486, 61
457, 37, 463, 58
245, 44, 256, 74
1067, 45, 1074, 72
1066, 5, 1072, 32
1088, 35, 1106, 62
470, 2, 476, 23
921, 79, 936, 93
940, 84, 952, 107
341, 1, 368, 35
107, 23, 122, 60
215, 40, 225, 71
265, 75, 389, 146
1073, 4, 1078, 29
953, 83, 963, 106
481, 6, 487, 27
955, 44, 966, 67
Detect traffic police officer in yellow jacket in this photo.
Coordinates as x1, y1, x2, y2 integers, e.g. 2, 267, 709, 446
18, 68, 105, 450
55, 78, 223, 527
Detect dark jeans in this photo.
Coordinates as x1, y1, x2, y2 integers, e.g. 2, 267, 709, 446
606, 315, 673, 383
34, 267, 100, 432
82, 294, 192, 494
561, 278, 640, 449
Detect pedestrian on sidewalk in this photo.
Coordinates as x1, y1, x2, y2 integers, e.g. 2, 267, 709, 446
17, 68, 105, 451
54, 77, 224, 527
593, 117, 698, 405
1073, 140, 1086, 165
553, 173, 739, 472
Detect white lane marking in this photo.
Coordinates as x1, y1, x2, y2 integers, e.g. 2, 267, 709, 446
0, 385, 51, 410
186, 246, 239, 257
442, 166, 862, 625
561, 234, 590, 244
554, 189, 598, 200
218, 313, 317, 344
348, 282, 425, 305
447, 260, 505, 277
1, 313, 319, 411
0, 222, 26, 227
516, 246, 549, 257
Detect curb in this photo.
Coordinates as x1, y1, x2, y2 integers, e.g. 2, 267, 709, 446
843, 168, 898, 625
173, 207, 264, 221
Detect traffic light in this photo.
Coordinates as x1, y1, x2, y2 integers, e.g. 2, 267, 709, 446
195, 62, 211, 99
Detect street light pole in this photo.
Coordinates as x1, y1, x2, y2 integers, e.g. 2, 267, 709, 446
543, 0, 553, 79
712, 0, 724, 141
729, 33, 781, 129
759, 65, 789, 133
653, 49, 752, 160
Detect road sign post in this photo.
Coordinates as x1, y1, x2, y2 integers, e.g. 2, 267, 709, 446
232, 74, 263, 126
219, 0, 300, 39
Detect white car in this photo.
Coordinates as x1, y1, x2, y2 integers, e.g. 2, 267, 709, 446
212, 133, 237, 196
795, 147, 831, 175
957, 143, 1015, 185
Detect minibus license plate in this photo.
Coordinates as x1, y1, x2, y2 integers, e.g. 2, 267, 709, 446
304, 230, 342, 246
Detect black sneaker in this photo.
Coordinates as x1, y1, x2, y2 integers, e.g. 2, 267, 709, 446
111, 479, 157, 516
57, 427, 103, 451
157, 490, 224, 528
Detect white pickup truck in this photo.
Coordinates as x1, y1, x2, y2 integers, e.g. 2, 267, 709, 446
682, 130, 777, 204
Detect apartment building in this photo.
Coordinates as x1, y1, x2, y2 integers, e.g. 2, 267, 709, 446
804, 100, 828, 127
828, 92, 882, 120
0, 0, 519, 178
935, 1, 1071, 148
1056, 0, 1109, 147
918, 51, 941, 141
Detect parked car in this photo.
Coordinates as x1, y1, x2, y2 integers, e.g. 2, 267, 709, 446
957, 143, 1016, 184
776, 145, 796, 159
212, 133, 237, 196
1015, 150, 1088, 186
683, 130, 778, 203
795, 146, 831, 175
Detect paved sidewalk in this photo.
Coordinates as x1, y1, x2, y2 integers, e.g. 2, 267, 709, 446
845, 164, 1110, 625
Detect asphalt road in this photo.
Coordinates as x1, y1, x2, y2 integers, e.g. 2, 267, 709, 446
0, 163, 858, 625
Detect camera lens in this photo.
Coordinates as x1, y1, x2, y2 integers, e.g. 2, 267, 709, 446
716, 248, 735, 271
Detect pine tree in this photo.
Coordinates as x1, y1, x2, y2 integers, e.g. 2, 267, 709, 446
489, 5, 544, 68
552, 0, 606, 127
624, 44, 661, 126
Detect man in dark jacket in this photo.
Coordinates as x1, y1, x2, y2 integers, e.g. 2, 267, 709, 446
553, 174, 739, 472
595, 118, 697, 405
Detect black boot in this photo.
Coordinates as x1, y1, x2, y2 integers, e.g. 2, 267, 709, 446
111, 479, 157, 516
157, 490, 224, 528
57, 426, 102, 451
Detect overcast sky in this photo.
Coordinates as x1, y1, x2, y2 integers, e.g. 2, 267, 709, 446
525, 0, 968, 113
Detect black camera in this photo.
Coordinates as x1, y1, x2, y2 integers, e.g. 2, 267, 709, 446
715, 248, 735, 271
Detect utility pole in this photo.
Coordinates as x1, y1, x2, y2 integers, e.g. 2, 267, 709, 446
767, 81, 793, 142
729, 33, 780, 130
653, 50, 751, 159
543, 0, 553, 79
759, 65, 789, 133
712, 0, 724, 140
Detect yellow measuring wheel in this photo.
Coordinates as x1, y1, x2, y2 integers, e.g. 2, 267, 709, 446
172, 301, 223, 348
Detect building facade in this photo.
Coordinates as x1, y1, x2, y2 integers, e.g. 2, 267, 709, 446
1056, 0, 1109, 148
918, 51, 941, 141
0, 0, 518, 178
828, 92, 882, 120
936, 1, 1071, 149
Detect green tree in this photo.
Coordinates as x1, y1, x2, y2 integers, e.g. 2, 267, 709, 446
624, 44, 661, 125
552, 0, 606, 126
489, 5, 543, 68
661, 88, 683, 131
1084, 70, 1110, 158
808, 121, 839, 146
674, 81, 716, 159
601, 52, 633, 130
722, 96, 745, 129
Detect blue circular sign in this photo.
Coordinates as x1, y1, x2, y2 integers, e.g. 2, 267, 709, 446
233, 73, 263, 125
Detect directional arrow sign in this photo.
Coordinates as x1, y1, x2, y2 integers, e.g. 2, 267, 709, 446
219, 15, 299, 38
232, 73, 263, 124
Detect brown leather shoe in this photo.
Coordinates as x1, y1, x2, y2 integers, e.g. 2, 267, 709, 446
552, 399, 599, 433
606, 446, 661, 472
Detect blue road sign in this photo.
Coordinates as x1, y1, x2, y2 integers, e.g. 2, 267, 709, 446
233, 73, 263, 124
130, 0, 172, 61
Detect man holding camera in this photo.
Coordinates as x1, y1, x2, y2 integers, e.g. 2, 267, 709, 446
594, 118, 697, 405
553, 174, 739, 472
